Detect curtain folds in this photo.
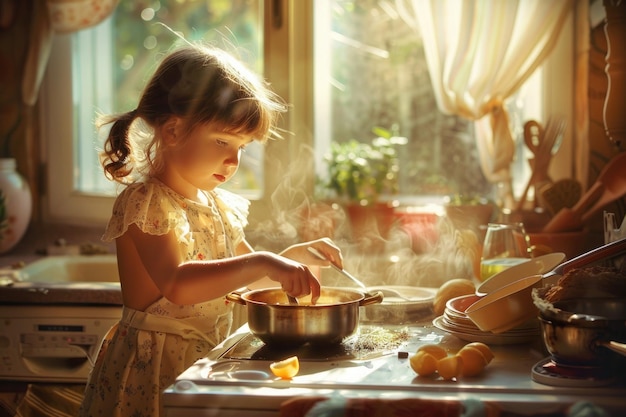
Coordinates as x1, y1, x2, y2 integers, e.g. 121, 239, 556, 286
397, 0, 570, 209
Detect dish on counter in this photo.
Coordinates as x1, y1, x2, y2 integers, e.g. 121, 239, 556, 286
476, 253, 566, 295
433, 316, 540, 345
360, 286, 436, 324
366, 285, 437, 304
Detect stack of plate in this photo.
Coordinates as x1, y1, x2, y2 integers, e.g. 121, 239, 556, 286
433, 294, 541, 345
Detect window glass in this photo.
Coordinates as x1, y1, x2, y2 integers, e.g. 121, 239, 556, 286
314, 0, 540, 203
72, 0, 264, 198
45, 0, 565, 225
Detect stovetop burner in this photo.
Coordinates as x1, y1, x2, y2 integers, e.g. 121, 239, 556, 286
222, 325, 413, 362
531, 357, 617, 388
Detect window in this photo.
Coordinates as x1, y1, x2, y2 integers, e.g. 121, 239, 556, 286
41, 0, 573, 225
43, 0, 265, 224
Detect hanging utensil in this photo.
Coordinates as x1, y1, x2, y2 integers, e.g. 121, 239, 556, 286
537, 178, 582, 215
516, 117, 567, 211
543, 152, 626, 233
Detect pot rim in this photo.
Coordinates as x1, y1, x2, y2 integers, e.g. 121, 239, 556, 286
227, 286, 383, 308
539, 315, 609, 329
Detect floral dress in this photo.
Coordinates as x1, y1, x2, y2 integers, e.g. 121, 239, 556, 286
79, 179, 249, 417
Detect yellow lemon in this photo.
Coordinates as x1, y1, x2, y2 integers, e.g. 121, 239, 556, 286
409, 351, 438, 377
416, 344, 448, 360
433, 278, 476, 315
457, 346, 488, 377
463, 342, 494, 364
270, 356, 300, 379
437, 355, 463, 380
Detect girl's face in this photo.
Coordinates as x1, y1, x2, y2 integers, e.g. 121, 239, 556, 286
164, 121, 253, 195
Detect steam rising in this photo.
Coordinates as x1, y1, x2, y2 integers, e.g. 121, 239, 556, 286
246, 144, 481, 289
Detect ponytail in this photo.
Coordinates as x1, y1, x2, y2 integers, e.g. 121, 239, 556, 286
100, 110, 137, 183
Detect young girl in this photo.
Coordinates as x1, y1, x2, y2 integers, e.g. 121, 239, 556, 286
79, 44, 343, 417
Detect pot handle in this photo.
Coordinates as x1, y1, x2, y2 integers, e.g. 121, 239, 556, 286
598, 340, 626, 357
359, 290, 384, 307
554, 236, 626, 276
225, 290, 246, 305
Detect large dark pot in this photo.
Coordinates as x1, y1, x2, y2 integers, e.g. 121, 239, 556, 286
538, 298, 626, 366
226, 287, 383, 346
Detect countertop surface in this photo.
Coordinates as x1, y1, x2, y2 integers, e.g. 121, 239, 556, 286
0, 223, 121, 305
163, 321, 626, 416
0, 281, 122, 305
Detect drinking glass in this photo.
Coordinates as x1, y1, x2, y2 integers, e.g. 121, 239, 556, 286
480, 223, 531, 282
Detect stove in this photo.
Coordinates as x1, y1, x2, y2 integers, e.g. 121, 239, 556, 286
163, 321, 626, 417
532, 357, 618, 388
222, 325, 413, 362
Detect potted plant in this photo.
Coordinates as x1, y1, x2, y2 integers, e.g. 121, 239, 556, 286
322, 126, 407, 242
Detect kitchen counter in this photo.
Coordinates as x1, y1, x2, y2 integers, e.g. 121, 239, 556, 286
163, 321, 626, 417
0, 281, 122, 305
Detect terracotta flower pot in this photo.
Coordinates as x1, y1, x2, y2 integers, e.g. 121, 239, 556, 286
345, 202, 396, 250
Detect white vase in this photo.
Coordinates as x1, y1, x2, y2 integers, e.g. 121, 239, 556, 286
0, 158, 32, 254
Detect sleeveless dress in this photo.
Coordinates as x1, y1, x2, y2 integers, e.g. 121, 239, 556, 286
79, 179, 250, 417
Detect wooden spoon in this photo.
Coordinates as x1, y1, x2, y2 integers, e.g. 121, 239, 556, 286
543, 152, 626, 233
581, 155, 626, 223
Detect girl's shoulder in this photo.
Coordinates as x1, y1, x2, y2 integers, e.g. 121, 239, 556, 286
103, 180, 187, 241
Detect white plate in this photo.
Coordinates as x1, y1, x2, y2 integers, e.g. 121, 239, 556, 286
366, 286, 437, 305
360, 286, 437, 324
433, 316, 540, 345
476, 253, 566, 295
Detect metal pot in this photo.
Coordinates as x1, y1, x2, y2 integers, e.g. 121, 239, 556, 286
226, 287, 383, 346
538, 298, 626, 365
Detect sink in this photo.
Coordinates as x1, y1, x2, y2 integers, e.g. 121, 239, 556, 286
17, 255, 119, 283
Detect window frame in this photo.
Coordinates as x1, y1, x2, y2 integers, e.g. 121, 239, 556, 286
39, 0, 574, 226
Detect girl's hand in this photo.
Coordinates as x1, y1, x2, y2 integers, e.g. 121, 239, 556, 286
262, 252, 321, 302
279, 237, 344, 269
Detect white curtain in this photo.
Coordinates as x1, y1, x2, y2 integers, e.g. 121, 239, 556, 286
397, 0, 570, 208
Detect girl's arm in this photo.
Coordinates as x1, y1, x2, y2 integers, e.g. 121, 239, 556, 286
124, 224, 321, 305
242, 237, 342, 290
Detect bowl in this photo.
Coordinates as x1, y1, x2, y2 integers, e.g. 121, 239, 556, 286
445, 293, 482, 316
465, 274, 543, 333
476, 253, 565, 296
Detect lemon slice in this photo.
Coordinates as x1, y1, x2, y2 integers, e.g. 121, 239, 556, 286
270, 356, 300, 379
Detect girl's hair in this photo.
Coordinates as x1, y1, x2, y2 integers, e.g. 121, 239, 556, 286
99, 44, 287, 183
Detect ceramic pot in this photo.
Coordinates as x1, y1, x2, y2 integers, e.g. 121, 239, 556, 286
0, 158, 32, 253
